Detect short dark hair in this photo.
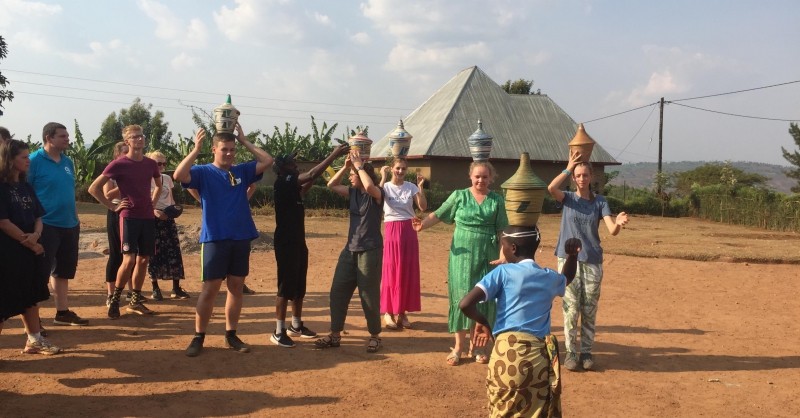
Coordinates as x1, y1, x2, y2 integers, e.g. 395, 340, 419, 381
501, 225, 541, 258
0, 126, 11, 141
212, 132, 236, 145
42, 122, 67, 144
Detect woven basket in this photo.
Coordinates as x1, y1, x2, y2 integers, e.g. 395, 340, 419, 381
214, 95, 240, 134
348, 131, 373, 160
501, 153, 547, 227
567, 123, 596, 162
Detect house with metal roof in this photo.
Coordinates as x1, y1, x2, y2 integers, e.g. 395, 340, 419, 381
371, 66, 620, 192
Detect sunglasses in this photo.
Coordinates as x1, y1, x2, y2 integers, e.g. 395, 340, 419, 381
156, 162, 167, 167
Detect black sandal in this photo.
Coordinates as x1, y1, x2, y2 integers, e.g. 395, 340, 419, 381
314, 334, 341, 349
366, 337, 382, 353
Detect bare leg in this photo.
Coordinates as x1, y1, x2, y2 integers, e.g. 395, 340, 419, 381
291, 299, 303, 318
453, 330, 468, 354
50, 277, 69, 311
21, 305, 41, 334
131, 255, 150, 291
224, 275, 245, 331
195, 279, 223, 333
275, 296, 288, 321
115, 254, 137, 289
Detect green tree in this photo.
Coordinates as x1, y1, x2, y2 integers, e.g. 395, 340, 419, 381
97, 98, 178, 162
672, 162, 768, 195
781, 122, 800, 193
66, 120, 115, 184
500, 78, 535, 95
0, 36, 14, 111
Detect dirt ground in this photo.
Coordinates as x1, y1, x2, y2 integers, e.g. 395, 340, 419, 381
1, 205, 799, 417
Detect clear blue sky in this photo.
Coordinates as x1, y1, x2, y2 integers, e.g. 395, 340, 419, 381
1, 0, 799, 165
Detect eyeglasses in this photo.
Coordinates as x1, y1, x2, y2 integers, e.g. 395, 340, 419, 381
129, 134, 146, 141
228, 171, 236, 187
156, 162, 167, 167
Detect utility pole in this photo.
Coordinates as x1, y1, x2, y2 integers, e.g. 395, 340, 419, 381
657, 97, 665, 194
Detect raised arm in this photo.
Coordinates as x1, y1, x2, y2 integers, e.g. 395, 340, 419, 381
547, 151, 582, 203
299, 144, 350, 186
350, 151, 382, 202
247, 183, 257, 200
327, 154, 352, 198
174, 129, 204, 184
235, 123, 273, 175
414, 172, 428, 211
379, 166, 390, 188
603, 212, 628, 236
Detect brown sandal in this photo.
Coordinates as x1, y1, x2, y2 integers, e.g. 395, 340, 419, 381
366, 337, 382, 353
314, 334, 341, 349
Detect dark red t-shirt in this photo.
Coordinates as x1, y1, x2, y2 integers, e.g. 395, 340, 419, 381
102, 155, 160, 219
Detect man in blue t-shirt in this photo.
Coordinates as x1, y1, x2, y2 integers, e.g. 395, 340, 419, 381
28, 122, 88, 327
173, 123, 272, 357
459, 225, 581, 417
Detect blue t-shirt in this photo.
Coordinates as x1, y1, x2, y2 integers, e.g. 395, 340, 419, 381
554, 191, 612, 264
182, 161, 262, 243
476, 260, 566, 339
28, 149, 79, 228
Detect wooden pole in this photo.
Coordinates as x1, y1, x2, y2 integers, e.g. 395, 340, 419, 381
658, 97, 665, 194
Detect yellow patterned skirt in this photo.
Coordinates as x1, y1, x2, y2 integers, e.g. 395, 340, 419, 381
486, 332, 562, 418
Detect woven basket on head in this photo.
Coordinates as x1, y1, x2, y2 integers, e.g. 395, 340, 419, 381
568, 123, 596, 162
501, 153, 547, 227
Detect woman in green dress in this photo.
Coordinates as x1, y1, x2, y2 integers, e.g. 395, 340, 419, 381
412, 161, 508, 365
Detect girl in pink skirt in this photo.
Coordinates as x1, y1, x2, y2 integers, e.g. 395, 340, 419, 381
379, 157, 427, 329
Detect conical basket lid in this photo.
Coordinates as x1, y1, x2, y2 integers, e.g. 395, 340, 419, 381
388, 120, 413, 140
568, 123, 595, 146
349, 131, 373, 144
502, 153, 547, 190
468, 119, 492, 141
215, 94, 239, 114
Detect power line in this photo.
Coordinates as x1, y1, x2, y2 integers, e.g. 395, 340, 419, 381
3, 68, 416, 111
672, 79, 800, 102
13, 91, 398, 125
581, 102, 658, 124
13, 81, 402, 119
670, 102, 800, 122
614, 104, 658, 160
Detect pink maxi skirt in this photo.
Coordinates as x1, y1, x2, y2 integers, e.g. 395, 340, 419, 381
381, 219, 421, 314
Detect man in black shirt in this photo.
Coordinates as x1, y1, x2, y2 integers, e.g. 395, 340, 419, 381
271, 144, 349, 347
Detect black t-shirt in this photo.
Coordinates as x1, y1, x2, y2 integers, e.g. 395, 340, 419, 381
274, 174, 305, 244
0, 182, 46, 232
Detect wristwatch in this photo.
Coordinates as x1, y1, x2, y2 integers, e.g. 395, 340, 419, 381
356, 166, 364, 171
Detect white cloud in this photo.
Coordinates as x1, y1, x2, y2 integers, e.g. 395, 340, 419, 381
213, 0, 302, 43
61, 39, 122, 68
308, 49, 355, 82
314, 11, 331, 26
9, 30, 50, 52
137, 0, 208, 49
526, 51, 551, 67
384, 42, 490, 71
350, 32, 371, 45
0, 0, 62, 27
171, 52, 198, 70
627, 70, 687, 105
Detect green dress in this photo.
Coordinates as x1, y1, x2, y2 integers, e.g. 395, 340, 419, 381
434, 188, 509, 333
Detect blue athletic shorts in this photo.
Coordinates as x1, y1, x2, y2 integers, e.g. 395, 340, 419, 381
201, 239, 250, 281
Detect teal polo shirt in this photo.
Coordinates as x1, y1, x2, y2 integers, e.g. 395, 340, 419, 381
28, 149, 79, 228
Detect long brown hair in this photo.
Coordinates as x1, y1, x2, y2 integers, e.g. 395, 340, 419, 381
0, 139, 30, 183
353, 162, 379, 185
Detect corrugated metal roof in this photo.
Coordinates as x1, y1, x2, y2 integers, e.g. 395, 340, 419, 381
372, 66, 618, 164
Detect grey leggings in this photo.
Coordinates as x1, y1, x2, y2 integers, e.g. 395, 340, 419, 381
329, 247, 383, 335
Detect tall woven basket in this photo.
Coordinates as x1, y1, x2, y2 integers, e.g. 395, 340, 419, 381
501, 153, 548, 227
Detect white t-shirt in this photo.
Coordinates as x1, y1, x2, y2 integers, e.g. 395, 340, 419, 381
382, 181, 419, 222
151, 173, 175, 211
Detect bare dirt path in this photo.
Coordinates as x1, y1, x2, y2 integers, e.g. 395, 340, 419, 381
1, 207, 798, 417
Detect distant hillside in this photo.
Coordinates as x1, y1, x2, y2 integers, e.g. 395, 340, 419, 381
608, 161, 797, 194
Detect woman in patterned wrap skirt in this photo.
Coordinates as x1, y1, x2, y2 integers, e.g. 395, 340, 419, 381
413, 161, 508, 366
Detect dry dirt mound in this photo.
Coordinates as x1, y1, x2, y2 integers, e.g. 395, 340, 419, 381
178, 223, 274, 253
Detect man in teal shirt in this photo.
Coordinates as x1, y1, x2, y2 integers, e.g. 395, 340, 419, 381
28, 122, 89, 327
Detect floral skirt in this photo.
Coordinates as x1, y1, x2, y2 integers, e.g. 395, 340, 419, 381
147, 219, 185, 281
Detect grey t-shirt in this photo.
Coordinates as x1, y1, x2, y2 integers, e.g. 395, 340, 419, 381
554, 191, 612, 264
347, 187, 385, 252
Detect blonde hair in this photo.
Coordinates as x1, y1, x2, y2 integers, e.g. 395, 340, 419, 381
122, 125, 143, 139
389, 156, 407, 168
113, 141, 127, 159
469, 161, 497, 183
146, 151, 166, 161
